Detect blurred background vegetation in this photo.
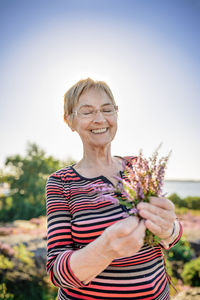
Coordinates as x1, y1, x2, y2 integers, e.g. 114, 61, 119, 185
0, 143, 75, 299
0, 143, 200, 299
0, 142, 75, 221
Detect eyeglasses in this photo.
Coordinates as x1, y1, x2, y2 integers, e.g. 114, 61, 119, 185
72, 104, 118, 118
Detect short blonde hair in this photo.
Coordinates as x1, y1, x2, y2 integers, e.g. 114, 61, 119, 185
64, 78, 116, 123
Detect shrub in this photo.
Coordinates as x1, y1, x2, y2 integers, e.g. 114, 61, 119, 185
0, 243, 58, 299
182, 257, 200, 286
0, 283, 14, 300
0, 255, 13, 270
0, 143, 74, 222
166, 235, 194, 262
169, 193, 200, 211
184, 196, 200, 210
168, 193, 183, 207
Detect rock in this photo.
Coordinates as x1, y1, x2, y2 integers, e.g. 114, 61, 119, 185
172, 287, 200, 299
13, 220, 37, 230
25, 238, 47, 268
0, 217, 47, 268
0, 227, 14, 236
30, 217, 46, 226
0, 241, 15, 256
32, 247, 47, 269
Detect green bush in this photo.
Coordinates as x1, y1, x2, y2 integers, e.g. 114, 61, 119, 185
0, 283, 14, 300
0, 255, 13, 270
0, 142, 75, 222
168, 193, 183, 207
0, 243, 58, 300
169, 193, 200, 210
184, 196, 200, 210
182, 257, 200, 286
166, 235, 194, 262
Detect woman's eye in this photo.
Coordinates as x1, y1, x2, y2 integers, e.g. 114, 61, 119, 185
81, 109, 93, 115
103, 106, 114, 113
83, 112, 92, 115
103, 109, 112, 112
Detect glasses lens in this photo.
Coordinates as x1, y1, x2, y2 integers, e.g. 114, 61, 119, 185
102, 104, 116, 114
78, 107, 94, 117
75, 104, 118, 118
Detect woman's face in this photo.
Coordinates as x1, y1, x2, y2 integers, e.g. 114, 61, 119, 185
71, 88, 118, 150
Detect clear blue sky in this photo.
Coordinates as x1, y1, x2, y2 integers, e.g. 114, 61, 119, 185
0, 0, 200, 180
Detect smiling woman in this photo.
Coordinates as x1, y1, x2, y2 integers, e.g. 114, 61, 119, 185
46, 78, 182, 300
66, 89, 118, 152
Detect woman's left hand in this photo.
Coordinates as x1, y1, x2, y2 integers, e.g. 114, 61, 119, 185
137, 197, 176, 240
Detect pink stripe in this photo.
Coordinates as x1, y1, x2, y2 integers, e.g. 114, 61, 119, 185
72, 214, 124, 225
94, 267, 164, 284
49, 222, 69, 229
91, 271, 165, 291
48, 241, 72, 249
48, 229, 70, 237
72, 222, 113, 231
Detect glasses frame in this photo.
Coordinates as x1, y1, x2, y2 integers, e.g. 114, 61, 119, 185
71, 104, 118, 118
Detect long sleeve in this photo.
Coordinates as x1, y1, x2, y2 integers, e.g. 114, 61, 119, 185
46, 174, 91, 289
159, 220, 183, 250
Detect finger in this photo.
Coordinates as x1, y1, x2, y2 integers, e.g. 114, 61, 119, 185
128, 220, 146, 239
145, 219, 174, 239
138, 207, 165, 224
149, 197, 175, 211
129, 220, 146, 248
138, 199, 175, 215
137, 202, 176, 222
145, 219, 162, 236
138, 208, 175, 233
123, 216, 139, 228
115, 216, 139, 237
135, 220, 146, 237
137, 202, 162, 216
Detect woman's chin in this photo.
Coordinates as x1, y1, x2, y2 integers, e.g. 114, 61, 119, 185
88, 138, 112, 148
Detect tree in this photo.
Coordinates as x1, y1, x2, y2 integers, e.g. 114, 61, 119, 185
0, 142, 75, 221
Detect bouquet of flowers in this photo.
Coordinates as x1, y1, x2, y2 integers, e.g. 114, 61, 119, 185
92, 143, 172, 246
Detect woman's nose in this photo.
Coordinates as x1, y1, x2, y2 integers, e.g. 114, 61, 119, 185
93, 110, 106, 122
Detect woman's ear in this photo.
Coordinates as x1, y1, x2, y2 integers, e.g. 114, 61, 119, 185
64, 113, 75, 132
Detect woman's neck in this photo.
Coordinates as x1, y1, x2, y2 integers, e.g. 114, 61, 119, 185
79, 146, 114, 169
73, 145, 124, 184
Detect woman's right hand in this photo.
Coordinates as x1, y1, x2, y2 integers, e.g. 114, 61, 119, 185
69, 216, 146, 284
101, 216, 146, 259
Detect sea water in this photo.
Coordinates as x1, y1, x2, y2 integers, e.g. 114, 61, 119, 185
163, 181, 200, 198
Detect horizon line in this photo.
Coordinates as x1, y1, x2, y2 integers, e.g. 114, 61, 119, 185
165, 178, 200, 182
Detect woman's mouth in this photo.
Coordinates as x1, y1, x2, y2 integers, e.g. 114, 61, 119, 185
91, 128, 108, 134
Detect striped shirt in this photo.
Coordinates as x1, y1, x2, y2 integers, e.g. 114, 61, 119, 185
46, 158, 182, 300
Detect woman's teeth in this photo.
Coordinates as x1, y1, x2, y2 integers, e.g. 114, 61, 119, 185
91, 128, 107, 134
